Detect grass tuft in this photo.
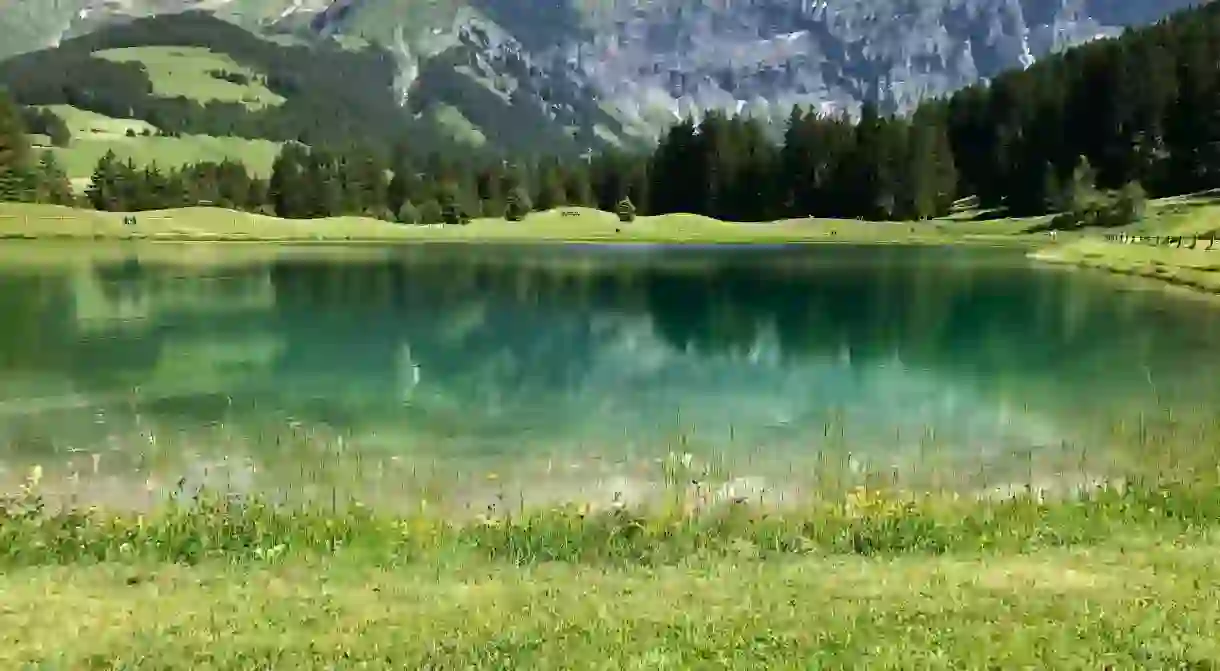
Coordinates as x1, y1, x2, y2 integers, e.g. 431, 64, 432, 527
3, 471, 1216, 567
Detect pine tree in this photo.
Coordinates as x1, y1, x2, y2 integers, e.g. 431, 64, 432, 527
1040, 162, 1063, 214
534, 165, 567, 212
245, 178, 269, 212
34, 151, 72, 205
1111, 181, 1148, 225
304, 150, 342, 217
86, 150, 122, 211
563, 167, 595, 208
901, 116, 939, 220
114, 158, 141, 211
616, 196, 636, 223
268, 144, 309, 218
418, 198, 443, 225
505, 187, 531, 221
1066, 155, 1100, 213
353, 149, 388, 216
387, 163, 420, 214
590, 152, 628, 212
396, 200, 420, 225
778, 105, 813, 216
0, 91, 35, 203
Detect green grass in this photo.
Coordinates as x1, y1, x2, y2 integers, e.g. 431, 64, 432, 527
1032, 239, 1220, 293
0, 202, 1045, 245
1030, 194, 1220, 293
37, 104, 159, 138
33, 105, 281, 181
94, 46, 284, 109
3, 541, 1219, 668
0, 203, 421, 241
51, 133, 282, 180
3, 475, 1220, 667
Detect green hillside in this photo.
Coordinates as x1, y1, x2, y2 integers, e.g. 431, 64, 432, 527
0, 11, 627, 156
29, 104, 280, 183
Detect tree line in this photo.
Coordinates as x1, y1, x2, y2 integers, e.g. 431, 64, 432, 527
6, 2, 1220, 224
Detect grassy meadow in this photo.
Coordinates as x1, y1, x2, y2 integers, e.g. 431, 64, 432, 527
0, 201, 1044, 245
28, 103, 281, 183
3, 194, 1220, 666
1033, 192, 1220, 292
94, 46, 285, 110
3, 465, 1220, 667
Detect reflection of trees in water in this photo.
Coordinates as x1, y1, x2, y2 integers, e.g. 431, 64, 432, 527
0, 274, 76, 372
261, 248, 1219, 429
6, 248, 1219, 456
93, 258, 144, 306
267, 259, 615, 413
0, 259, 282, 409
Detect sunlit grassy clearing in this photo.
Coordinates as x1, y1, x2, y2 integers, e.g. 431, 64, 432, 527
0, 203, 1045, 244
31, 104, 281, 180
36, 104, 159, 138
94, 46, 285, 109
432, 102, 489, 147
51, 133, 281, 180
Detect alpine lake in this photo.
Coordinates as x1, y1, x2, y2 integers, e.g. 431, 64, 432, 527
2, 241, 1217, 515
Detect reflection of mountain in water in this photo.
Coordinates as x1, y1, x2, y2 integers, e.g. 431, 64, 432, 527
3, 245, 1219, 464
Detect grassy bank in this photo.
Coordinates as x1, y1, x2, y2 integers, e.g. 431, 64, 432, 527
0, 202, 1039, 245
1029, 193, 1220, 294
4, 477, 1220, 667
1032, 240, 1220, 293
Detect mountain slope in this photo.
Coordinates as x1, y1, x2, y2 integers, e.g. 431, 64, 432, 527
0, 10, 627, 156
0, 0, 1205, 148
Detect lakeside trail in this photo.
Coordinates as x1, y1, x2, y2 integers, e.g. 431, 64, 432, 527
3, 479, 1220, 667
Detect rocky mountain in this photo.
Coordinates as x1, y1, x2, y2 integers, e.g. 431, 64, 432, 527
0, 0, 1204, 147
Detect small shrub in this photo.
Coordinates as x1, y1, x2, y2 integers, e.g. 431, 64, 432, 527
4, 471, 1217, 568
396, 200, 420, 225
418, 199, 443, 225
505, 188, 531, 222
616, 197, 636, 223
1109, 180, 1147, 225
1047, 180, 1147, 230
441, 200, 464, 226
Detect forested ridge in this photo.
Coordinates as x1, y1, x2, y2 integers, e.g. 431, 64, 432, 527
3, 2, 1220, 225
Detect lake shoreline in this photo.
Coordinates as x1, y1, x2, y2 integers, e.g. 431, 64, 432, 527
2, 481, 1218, 666
0, 231, 1032, 246
0, 202, 1040, 246
1029, 241, 1220, 297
